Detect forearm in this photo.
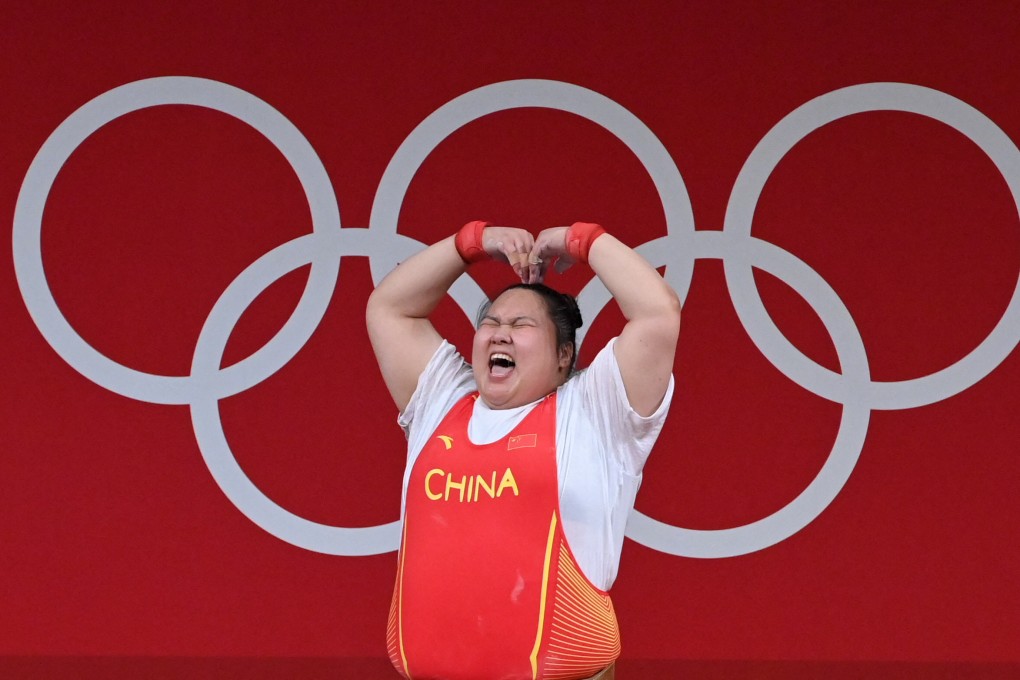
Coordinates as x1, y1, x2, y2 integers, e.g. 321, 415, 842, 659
365, 234, 466, 412
367, 235, 466, 321
587, 234, 681, 324
366, 223, 535, 412
583, 229, 680, 416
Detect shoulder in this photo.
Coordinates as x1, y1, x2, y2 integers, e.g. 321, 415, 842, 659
558, 337, 674, 473
398, 341, 475, 434
571, 338, 673, 413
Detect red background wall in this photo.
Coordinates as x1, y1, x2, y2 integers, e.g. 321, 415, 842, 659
2, 2, 1018, 676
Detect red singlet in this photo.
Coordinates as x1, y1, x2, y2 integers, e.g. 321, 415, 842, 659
388, 393, 620, 680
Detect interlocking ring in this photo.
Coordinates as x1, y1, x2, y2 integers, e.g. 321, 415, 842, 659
14, 77, 1020, 558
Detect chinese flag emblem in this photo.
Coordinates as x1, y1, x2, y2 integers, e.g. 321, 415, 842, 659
508, 433, 537, 450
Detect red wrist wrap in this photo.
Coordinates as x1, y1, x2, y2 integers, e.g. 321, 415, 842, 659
454, 220, 491, 264
565, 222, 607, 263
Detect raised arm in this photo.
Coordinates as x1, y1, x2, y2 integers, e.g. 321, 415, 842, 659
365, 223, 536, 412
532, 224, 681, 416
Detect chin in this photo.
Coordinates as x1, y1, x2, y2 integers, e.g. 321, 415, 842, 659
478, 382, 526, 409
478, 389, 512, 409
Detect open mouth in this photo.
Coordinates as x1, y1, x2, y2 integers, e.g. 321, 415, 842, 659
488, 352, 516, 377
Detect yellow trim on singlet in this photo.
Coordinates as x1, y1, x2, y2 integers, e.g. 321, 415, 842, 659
529, 512, 559, 679
398, 521, 412, 679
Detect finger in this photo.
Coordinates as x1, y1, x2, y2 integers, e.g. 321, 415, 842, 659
494, 240, 508, 262
530, 248, 546, 283
508, 249, 529, 280
514, 249, 528, 269
500, 241, 525, 267
554, 254, 576, 274
524, 255, 547, 282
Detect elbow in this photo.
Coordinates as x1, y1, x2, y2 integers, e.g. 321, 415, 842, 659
660, 285, 682, 333
629, 284, 682, 339
367, 281, 400, 316
366, 285, 383, 312
657, 288, 682, 347
365, 286, 391, 330
365, 288, 379, 322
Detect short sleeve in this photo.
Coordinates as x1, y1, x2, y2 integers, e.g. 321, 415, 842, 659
398, 340, 475, 454
570, 337, 674, 476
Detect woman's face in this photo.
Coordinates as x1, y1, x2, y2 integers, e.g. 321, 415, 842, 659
471, 288, 571, 409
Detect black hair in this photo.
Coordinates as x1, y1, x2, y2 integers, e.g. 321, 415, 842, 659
476, 283, 584, 373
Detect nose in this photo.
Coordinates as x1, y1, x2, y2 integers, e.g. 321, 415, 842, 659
491, 325, 511, 344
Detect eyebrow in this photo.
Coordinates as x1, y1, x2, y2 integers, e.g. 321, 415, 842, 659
481, 314, 538, 324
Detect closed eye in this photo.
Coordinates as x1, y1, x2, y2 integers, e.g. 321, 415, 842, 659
479, 316, 538, 329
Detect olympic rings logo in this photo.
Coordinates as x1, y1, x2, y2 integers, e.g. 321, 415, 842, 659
13, 77, 1020, 559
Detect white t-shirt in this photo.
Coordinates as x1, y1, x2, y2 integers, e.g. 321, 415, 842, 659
398, 338, 674, 590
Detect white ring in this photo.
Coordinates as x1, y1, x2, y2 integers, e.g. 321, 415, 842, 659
723, 82, 1020, 410
12, 76, 343, 404
626, 231, 872, 558
190, 231, 403, 556
368, 78, 697, 340
15, 78, 1020, 559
